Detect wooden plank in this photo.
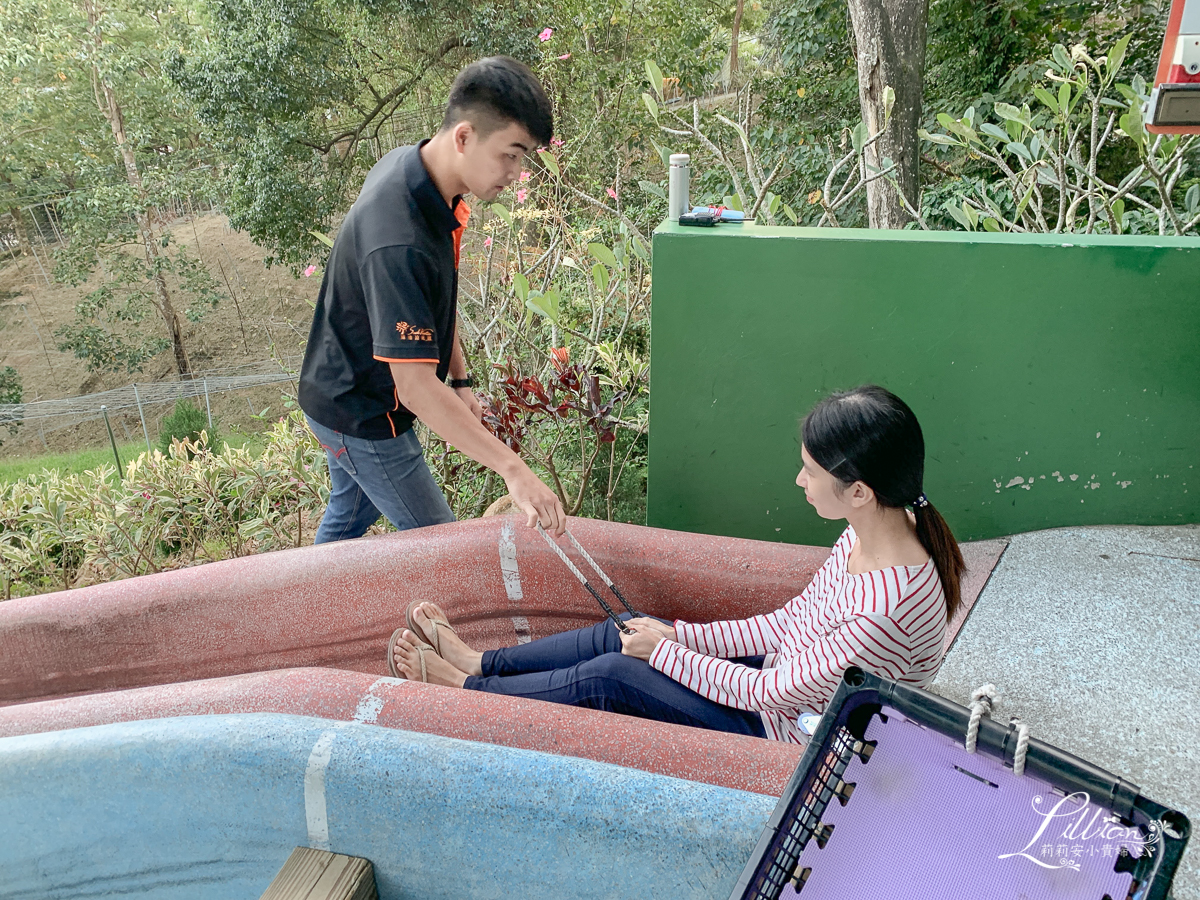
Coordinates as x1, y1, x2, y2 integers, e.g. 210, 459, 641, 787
308, 853, 377, 900
260, 848, 330, 900
259, 847, 377, 900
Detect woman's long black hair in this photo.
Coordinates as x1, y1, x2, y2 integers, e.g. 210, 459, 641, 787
802, 385, 965, 621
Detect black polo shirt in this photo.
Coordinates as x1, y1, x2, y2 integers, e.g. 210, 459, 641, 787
299, 141, 468, 439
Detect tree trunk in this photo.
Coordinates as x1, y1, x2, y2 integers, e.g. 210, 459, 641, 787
1, 172, 32, 257
846, 0, 928, 229
84, 0, 191, 376
729, 0, 745, 84
7, 207, 31, 257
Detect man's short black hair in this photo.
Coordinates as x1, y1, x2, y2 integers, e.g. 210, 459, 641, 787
441, 57, 553, 148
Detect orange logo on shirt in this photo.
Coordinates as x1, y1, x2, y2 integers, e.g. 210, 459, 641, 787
396, 322, 434, 341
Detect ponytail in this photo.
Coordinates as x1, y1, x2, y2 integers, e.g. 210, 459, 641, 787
913, 501, 965, 621
803, 385, 965, 623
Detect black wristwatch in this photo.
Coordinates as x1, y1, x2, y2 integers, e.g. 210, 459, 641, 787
449, 377, 474, 389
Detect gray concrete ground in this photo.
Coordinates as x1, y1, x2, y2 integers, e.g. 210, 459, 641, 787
933, 524, 1200, 900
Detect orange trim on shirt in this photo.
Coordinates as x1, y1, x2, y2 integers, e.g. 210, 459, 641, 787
374, 356, 439, 364
388, 385, 401, 437
452, 200, 471, 269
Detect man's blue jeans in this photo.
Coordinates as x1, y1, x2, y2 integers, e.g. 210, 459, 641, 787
306, 416, 455, 543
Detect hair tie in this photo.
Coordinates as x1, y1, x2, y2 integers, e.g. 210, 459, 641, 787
913, 493, 929, 508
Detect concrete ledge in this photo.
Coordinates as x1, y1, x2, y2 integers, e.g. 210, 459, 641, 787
932, 524, 1200, 900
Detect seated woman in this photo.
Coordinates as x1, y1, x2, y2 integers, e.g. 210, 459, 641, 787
389, 384, 965, 743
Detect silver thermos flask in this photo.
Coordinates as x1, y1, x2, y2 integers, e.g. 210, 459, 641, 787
668, 154, 690, 221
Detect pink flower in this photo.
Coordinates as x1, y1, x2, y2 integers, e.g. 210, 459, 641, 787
606, 187, 618, 200
557, 53, 571, 60
516, 188, 528, 204
303, 264, 317, 277
484, 236, 493, 248
519, 171, 531, 182
538, 27, 553, 41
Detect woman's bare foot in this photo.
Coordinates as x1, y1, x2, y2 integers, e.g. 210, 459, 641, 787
410, 602, 484, 676
392, 630, 470, 688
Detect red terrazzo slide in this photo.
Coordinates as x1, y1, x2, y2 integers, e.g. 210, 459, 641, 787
0, 516, 1005, 792
0, 667, 804, 795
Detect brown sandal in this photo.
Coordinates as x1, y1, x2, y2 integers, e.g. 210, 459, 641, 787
387, 627, 435, 682
404, 600, 457, 657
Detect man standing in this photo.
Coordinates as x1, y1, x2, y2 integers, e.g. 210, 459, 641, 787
299, 57, 566, 541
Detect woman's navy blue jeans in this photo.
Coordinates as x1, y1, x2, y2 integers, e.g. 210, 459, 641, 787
462, 614, 767, 738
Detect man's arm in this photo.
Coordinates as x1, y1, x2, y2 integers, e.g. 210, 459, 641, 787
448, 319, 482, 423
390, 361, 566, 534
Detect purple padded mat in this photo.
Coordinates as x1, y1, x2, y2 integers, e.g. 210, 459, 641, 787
781, 707, 1145, 899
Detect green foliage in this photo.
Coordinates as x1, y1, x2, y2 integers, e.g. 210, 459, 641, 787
166, 0, 729, 267
53, 240, 223, 374
0, 367, 20, 405
0, 412, 329, 600
158, 398, 221, 455
424, 149, 653, 521
0, 366, 21, 448
919, 36, 1199, 235
924, 0, 1045, 104
0, 0, 96, 211
754, 0, 1175, 224
2, 0, 226, 375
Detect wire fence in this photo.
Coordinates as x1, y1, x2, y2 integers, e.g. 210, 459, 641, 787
0, 357, 303, 451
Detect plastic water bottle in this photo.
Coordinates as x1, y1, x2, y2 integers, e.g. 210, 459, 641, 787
668, 154, 690, 221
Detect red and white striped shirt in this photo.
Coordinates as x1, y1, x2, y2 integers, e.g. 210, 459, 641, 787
648, 526, 947, 743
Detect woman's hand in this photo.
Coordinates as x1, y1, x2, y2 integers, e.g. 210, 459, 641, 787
619, 618, 673, 660
626, 617, 677, 642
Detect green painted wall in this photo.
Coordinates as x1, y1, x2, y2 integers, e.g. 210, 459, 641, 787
647, 222, 1200, 545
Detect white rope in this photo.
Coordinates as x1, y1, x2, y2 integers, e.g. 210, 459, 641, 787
964, 683, 997, 753
1010, 716, 1031, 777
535, 524, 593, 586
565, 530, 615, 587
964, 684, 1033, 777
535, 524, 633, 632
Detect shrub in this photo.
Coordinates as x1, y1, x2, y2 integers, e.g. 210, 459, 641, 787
0, 411, 329, 600
919, 37, 1200, 236
0, 366, 20, 449
158, 398, 220, 455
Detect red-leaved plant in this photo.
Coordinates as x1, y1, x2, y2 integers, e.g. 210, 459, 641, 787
474, 350, 631, 514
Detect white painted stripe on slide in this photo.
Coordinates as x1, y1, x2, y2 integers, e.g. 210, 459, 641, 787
499, 519, 524, 601
511, 615, 533, 643
306, 678, 408, 847
304, 729, 339, 850
352, 676, 406, 724
499, 519, 532, 643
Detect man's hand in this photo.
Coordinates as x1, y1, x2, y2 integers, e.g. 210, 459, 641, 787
619, 619, 666, 661
505, 465, 567, 536
390, 361, 567, 535
454, 386, 483, 423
